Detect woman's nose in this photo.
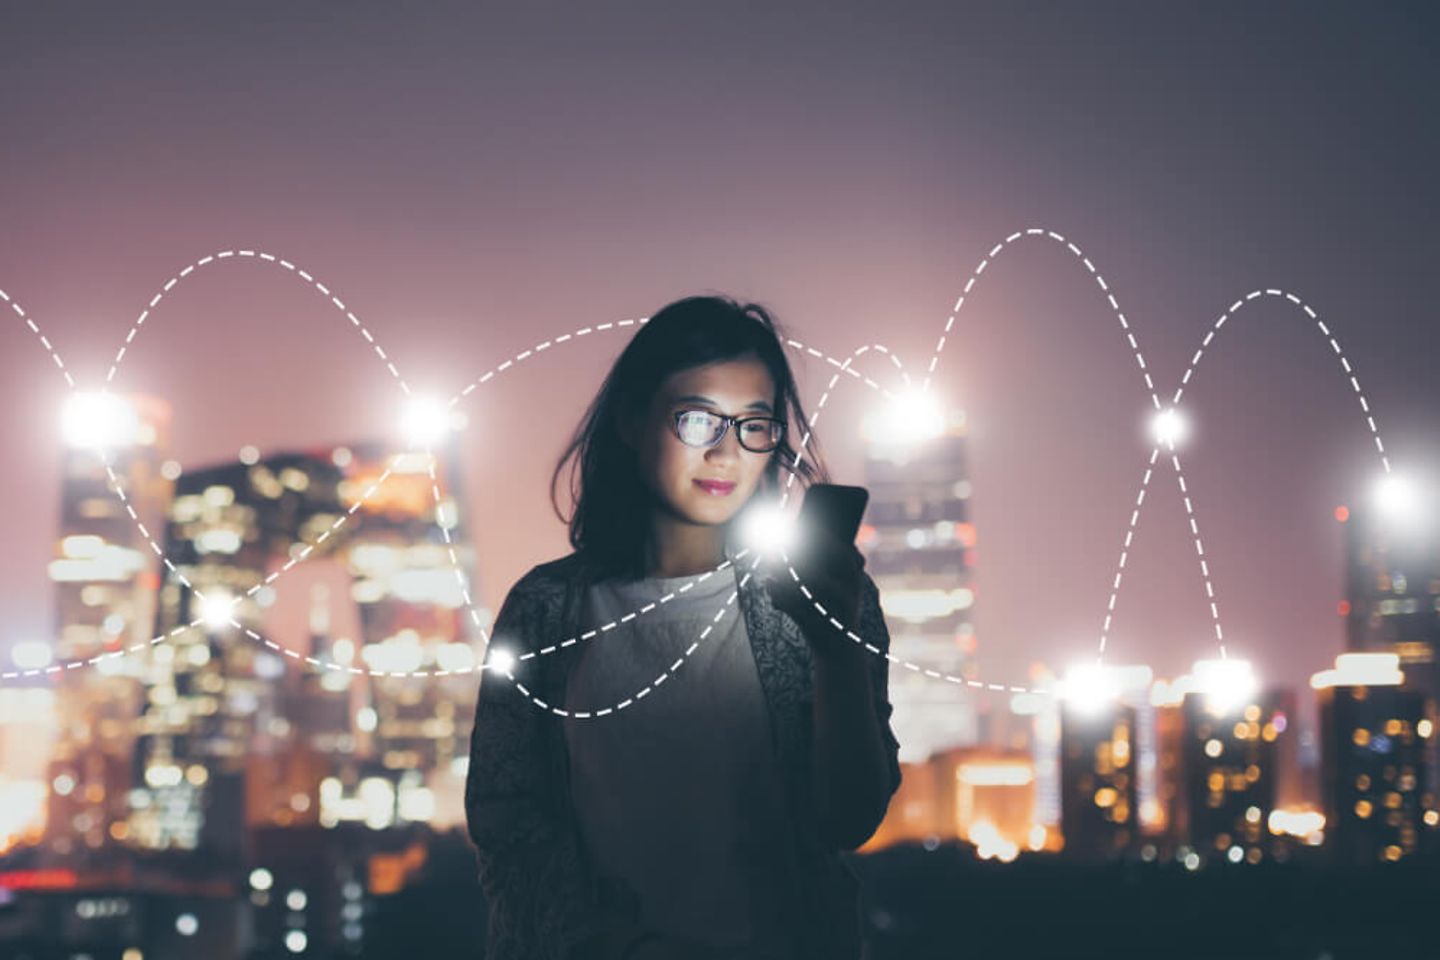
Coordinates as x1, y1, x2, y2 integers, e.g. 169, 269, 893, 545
707, 425, 743, 457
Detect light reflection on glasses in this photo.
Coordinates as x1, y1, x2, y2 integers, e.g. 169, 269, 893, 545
671, 408, 786, 453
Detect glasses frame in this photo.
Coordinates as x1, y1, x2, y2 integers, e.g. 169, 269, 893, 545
670, 408, 788, 454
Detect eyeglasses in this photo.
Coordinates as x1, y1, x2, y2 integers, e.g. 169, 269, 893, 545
671, 408, 787, 453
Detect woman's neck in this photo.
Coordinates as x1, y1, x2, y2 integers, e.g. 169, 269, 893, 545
644, 512, 729, 579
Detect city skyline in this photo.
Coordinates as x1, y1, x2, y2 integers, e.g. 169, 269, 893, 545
2, 4, 1438, 956
3, 4, 1439, 706
7, 389, 1434, 833
2, 287, 1436, 956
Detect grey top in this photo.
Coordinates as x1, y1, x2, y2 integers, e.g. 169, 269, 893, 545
464, 545, 902, 960
562, 564, 797, 958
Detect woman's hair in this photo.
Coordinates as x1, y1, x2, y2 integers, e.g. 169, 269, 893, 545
550, 294, 832, 580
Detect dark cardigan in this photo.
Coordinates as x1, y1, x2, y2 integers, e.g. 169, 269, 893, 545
464, 546, 902, 960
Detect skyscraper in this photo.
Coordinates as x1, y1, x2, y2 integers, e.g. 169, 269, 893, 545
1059, 698, 1138, 860
860, 396, 978, 762
1056, 664, 1152, 860
1312, 652, 1432, 864
47, 392, 173, 857
129, 432, 482, 858
1180, 678, 1290, 866
1342, 492, 1440, 703
1340, 488, 1440, 804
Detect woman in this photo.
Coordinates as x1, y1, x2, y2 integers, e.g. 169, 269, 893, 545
464, 295, 902, 960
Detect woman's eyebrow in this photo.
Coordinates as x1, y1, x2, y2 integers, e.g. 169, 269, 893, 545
672, 393, 773, 413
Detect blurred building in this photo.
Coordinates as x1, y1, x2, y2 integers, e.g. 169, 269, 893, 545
1148, 689, 1185, 843
1057, 664, 1151, 860
46, 392, 174, 857
1340, 489, 1440, 803
0, 688, 56, 856
129, 431, 484, 861
1168, 660, 1293, 867
0, 822, 468, 959
859, 393, 979, 763
863, 745, 1048, 859
245, 822, 400, 958
1342, 491, 1440, 704
1312, 652, 1433, 864
952, 750, 1041, 859
1013, 673, 1062, 830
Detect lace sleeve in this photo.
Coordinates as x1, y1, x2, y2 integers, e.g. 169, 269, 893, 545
464, 574, 608, 960
858, 571, 903, 799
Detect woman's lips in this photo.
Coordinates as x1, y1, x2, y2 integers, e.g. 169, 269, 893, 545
694, 479, 736, 496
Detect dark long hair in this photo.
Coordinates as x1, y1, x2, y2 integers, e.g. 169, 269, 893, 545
550, 294, 832, 581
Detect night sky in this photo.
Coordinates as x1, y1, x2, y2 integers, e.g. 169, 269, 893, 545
2, 2, 1437, 723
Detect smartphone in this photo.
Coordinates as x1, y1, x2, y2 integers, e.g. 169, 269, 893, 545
797, 483, 869, 548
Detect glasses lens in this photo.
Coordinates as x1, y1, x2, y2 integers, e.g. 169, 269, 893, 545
738, 418, 785, 452
676, 411, 723, 447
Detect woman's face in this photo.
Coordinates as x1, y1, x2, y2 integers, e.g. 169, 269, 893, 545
623, 354, 779, 529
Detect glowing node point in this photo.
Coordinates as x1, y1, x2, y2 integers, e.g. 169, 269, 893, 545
487, 648, 516, 675
401, 395, 458, 448
61, 392, 142, 451
861, 386, 948, 447
1059, 663, 1118, 715
1191, 658, 1258, 715
1373, 473, 1423, 523
739, 502, 799, 557
199, 592, 238, 631
1150, 407, 1188, 450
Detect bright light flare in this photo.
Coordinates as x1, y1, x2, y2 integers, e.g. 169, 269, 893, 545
739, 501, 799, 557
861, 387, 947, 447
198, 591, 238, 631
1150, 407, 1189, 450
1268, 808, 1325, 845
400, 395, 460, 449
486, 647, 516, 676
968, 820, 1020, 862
1060, 663, 1119, 715
0, 780, 46, 854
1191, 658, 1258, 715
61, 392, 142, 451
1372, 473, 1431, 532
1310, 652, 1404, 689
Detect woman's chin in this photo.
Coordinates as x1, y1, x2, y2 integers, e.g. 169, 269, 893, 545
683, 495, 743, 524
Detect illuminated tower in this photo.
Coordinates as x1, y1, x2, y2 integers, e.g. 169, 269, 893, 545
331, 437, 481, 829
130, 452, 346, 858
130, 431, 483, 855
1342, 486, 1440, 702
1174, 661, 1291, 866
859, 392, 979, 762
1340, 484, 1440, 805
1026, 668, 1063, 830
46, 392, 172, 856
1312, 652, 1433, 864
1057, 664, 1150, 860
1148, 685, 1186, 845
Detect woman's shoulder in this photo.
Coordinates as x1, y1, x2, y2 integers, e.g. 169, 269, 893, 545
509, 550, 590, 601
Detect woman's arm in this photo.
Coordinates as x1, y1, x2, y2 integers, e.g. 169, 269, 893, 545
465, 575, 619, 960
809, 571, 903, 850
